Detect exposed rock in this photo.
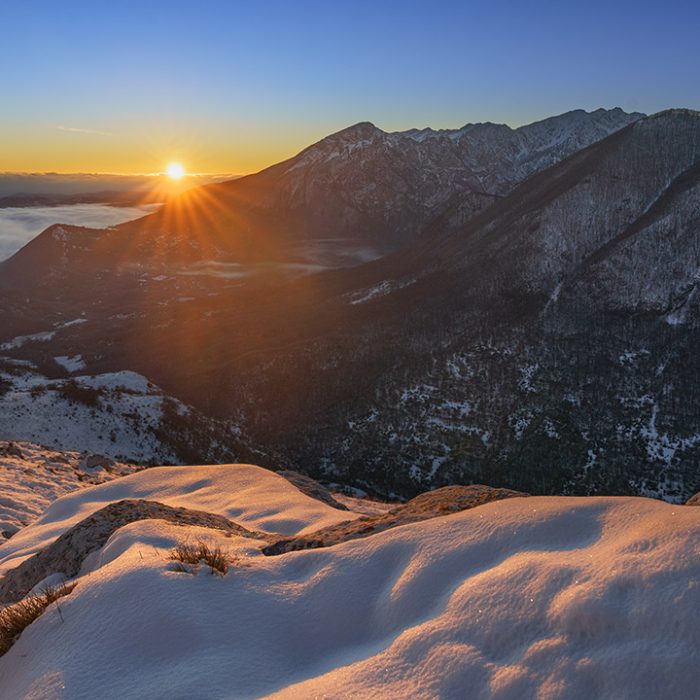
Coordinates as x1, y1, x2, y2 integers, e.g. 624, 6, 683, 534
0, 442, 140, 539
80, 453, 117, 471
0, 442, 23, 460
686, 492, 700, 506
0, 499, 271, 604
263, 485, 528, 555
277, 470, 349, 510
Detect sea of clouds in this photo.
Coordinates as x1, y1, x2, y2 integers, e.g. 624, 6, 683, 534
0, 203, 160, 261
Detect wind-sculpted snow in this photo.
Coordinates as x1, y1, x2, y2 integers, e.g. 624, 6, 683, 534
0, 465, 697, 699
262, 484, 527, 554
0, 465, 359, 581
0, 499, 268, 604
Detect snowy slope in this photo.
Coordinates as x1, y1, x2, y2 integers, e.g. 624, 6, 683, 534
0, 442, 139, 539
0, 369, 179, 463
0, 465, 697, 699
0, 364, 264, 467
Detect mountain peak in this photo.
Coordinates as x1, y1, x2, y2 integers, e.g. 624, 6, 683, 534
330, 121, 383, 141
290, 121, 385, 166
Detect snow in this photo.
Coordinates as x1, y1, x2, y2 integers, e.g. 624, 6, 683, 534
347, 278, 416, 305
54, 355, 86, 372
0, 465, 697, 699
0, 331, 56, 351
0, 465, 359, 574
0, 442, 138, 538
74, 370, 154, 394
1, 319, 87, 351
0, 368, 179, 463
54, 318, 87, 330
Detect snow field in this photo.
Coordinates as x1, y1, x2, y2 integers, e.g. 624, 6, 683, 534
0, 465, 697, 698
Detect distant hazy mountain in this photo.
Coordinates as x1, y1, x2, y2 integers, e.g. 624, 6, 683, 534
2, 108, 699, 502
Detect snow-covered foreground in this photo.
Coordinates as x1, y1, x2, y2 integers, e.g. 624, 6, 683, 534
0, 465, 698, 699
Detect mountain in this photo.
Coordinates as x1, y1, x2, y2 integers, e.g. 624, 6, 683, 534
0, 464, 698, 698
0, 107, 641, 288
1, 108, 699, 501
307, 108, 700, 499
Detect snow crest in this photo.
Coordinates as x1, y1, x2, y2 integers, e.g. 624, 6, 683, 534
0, 466, 697, 699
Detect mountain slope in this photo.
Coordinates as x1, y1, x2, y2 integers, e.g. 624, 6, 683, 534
0, 362, 271, 469
0, 108, 641, 289
0, 110, 698, 501
0, 442, 139, 540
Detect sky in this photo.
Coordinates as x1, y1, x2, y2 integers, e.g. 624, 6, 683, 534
1, 0, 698, 175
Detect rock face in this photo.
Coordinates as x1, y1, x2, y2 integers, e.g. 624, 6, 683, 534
0, 442, 23, 460
262, 485, 528, 555
686, 493, 700, 506
80, 454, 117, 471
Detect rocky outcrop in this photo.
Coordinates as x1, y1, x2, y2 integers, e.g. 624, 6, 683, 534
0, 499, 270, 604
277, 470, 349, 510
262, 485, 527, 555
0, 442, 24, 460
79, 453, 117, 471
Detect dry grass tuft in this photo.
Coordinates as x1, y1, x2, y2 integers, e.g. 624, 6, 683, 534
169, 541, 230, 575
0, 583, 77, 655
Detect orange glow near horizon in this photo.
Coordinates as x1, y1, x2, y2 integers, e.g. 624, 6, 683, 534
0, 120, 327, 175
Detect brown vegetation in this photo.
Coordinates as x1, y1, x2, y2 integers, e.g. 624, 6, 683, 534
0, 583, 76, 656
169, 541, 231, 575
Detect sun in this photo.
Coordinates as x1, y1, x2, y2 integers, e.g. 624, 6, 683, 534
166, 162, 185, 180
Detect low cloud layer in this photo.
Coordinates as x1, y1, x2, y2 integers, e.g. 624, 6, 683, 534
0, 203, 159, 261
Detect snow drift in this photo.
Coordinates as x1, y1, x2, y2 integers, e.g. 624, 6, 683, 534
0, 464, 698, 699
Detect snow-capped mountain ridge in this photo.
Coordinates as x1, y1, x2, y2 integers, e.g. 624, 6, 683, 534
289, 107, 644, 197
0, 108, 641, 285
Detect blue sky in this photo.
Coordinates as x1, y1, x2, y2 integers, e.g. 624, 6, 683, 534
1, 0, 698, 173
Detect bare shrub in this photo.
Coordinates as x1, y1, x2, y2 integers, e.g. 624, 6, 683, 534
57, 380, 102, 408
0, 583, 77, 655
169, 541, 231, 575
